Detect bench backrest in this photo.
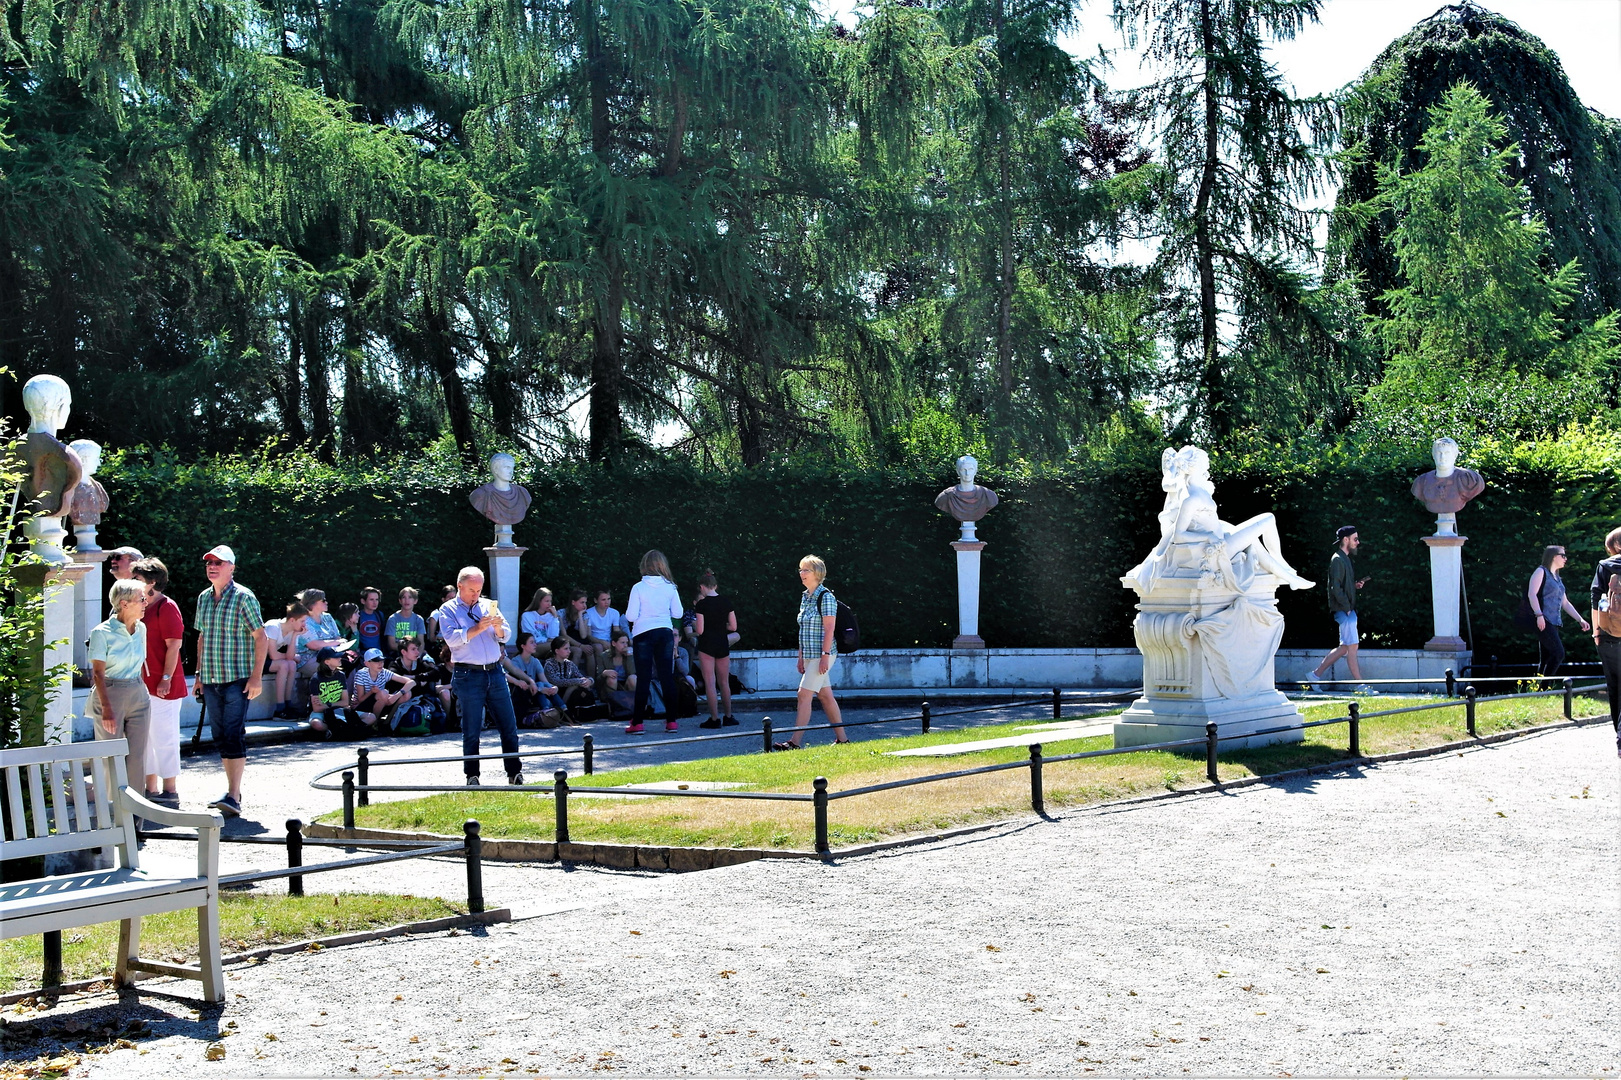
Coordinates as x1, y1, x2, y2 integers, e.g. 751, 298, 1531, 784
1, 740, 138, 870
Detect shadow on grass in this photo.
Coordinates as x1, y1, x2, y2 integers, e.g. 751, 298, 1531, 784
1221, 741, 1357, 779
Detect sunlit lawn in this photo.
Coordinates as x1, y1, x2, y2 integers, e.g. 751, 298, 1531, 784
333, 693, 1602, 851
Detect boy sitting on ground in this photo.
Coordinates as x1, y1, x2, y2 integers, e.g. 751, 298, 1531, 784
386, 587, 428, 656
543, 636, 595, 710
504, 632, 565, 724
391, 638, 451, 714
308, 647, 356, 736
351, 647, 413, 729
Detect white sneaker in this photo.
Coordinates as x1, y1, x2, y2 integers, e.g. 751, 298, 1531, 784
1302, 671, 1323, 690
1352, 684, 1374, 695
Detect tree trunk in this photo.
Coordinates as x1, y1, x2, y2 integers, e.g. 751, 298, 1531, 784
300, 296, 335, 461
279, 297, 307, 443
423, 293, 477, 461
585, 5, 623, 463
995, 0, 1015, 400
1195, 0, 1225, 439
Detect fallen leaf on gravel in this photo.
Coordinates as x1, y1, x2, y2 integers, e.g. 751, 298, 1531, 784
985, 945, 1000, 952
501, 1058, 518, 1064
394, 995, 403, 1001
408, 1036, 419, 1044
264, 1033, 279, 1041
953, 1023, 967, 1029
1128, 991, 1138, 996
1021, 993, 1036, 1002
858, 1066, 872, 1072
629, 930, 642, 935
1496, 811, 1506, 817
204, 1043, 226, 1061
1315, 968, 1329, 974
1076, 1039, 1089, 1047
1216, 971, 1229, 978
718, 970, 735, 979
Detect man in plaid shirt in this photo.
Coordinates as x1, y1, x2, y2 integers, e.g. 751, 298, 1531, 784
195, 545, 268, 817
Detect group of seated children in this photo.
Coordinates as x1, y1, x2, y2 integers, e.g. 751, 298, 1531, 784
264, 575, 741, 738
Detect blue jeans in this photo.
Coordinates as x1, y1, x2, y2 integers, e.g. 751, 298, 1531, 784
451, 666, 521, 778
202, 679, 249, 760
632, 628, 679, 722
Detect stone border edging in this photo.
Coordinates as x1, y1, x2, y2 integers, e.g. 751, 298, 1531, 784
0, 909, 511, 1005
309, 714, 1610, 869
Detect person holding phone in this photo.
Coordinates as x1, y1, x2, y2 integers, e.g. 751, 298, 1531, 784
1305, 525, 1372, 693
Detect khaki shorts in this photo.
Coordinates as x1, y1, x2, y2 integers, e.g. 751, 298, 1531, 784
799, 655, 837, 694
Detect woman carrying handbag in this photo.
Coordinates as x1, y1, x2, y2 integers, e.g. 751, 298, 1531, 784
1521, 545, 1590, 676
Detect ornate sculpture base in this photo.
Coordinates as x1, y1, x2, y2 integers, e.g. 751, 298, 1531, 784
14, 561, 93, 745
1115, 572, 1304, 751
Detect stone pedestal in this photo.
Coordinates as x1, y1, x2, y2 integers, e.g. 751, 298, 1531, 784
951, 540, 986, 649
1423, 533, 1467, 652
23, 515, 72, 567
484, 545, 527, 637
14, 562, 94, 746
1115, 568, 1304, 751
71, 550, 109, 675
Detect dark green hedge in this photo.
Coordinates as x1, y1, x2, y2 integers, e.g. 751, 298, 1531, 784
93, 435, 1621, 667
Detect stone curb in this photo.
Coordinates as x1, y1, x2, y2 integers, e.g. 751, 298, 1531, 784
0, 909, 511, 1005
306, 714, 1610, 870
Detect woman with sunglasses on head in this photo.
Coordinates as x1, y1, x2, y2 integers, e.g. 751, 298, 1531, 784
1529, 544, 1591, 676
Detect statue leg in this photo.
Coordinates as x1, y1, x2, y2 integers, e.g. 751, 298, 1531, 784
1225, 514, 1312, 589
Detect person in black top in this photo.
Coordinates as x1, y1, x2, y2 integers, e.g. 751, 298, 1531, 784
693, 570, 738, 728
1589, 526, 1621, 746
391, 638, 451, 714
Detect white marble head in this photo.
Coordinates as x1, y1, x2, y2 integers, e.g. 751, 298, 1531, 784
955, 455, 978, 488
1162, 445, 1211, 489
1432, 437, 1459, 475
22, 374, 71, 434
69, 439, 101, 476
489, 452, 516, 484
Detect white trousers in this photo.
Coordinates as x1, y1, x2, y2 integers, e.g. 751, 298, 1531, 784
144, 694, 183, 781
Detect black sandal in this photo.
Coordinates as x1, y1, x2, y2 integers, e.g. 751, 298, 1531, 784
771, 741, 801, 751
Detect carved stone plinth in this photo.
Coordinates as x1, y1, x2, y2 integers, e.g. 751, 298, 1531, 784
70, 550, 110, 676
484, 545, 527, 640
1423, 533, 1468, 651
951, 540, 986, 649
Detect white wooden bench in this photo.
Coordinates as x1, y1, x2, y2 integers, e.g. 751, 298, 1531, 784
0, 740, 225, 1001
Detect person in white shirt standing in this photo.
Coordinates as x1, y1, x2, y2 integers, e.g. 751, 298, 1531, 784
622, 550, 684, 734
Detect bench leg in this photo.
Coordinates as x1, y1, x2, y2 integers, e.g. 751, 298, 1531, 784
115, 917, 141, 988
198, 897, 224, 1003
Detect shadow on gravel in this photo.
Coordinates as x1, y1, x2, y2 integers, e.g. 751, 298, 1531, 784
1, 988, 228, 1065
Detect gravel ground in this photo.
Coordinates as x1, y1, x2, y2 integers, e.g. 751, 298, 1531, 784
10, 720, 1616, 1077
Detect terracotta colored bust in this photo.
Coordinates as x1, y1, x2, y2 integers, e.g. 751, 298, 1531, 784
935, 455, 999, 523
68, 439, 109, 527
1411, 437, 1485, 515
469, 452, 532, 526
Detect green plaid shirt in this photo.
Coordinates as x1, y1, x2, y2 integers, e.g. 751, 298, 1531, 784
797, 586, 836, 659
196, 581, 265, 684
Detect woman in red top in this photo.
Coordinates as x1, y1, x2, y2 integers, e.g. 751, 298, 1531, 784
132, 558, 189, 810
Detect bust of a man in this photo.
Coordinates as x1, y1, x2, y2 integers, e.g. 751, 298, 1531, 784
934, 454, 999, 523
1411, 437, 1486, 515
21, 375, 82, 519
469, 452, 532, 526
67, 439, 110, 527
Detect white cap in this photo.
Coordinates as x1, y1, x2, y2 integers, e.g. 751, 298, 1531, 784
202, 545, 237, 564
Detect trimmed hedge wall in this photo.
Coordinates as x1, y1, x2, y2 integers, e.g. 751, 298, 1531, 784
94, 437, 1621, 668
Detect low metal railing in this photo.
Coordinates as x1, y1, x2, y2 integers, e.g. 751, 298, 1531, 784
312, 677, 1605, 857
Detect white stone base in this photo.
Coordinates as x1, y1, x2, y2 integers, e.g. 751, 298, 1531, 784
1112, 688, 1305, 750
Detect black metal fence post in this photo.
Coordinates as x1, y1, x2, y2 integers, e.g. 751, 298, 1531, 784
342, 771, 356, 830
1564, 677, 1574, 721
1347, 702, 1360, 759
921, 700, 931, 734
583, 734, 594, 775
813, 777, 829, 854
1445, 668, 1456, 699
463, 820, 484, 915
286, 818, 304, 897
553, 770, 570, 844
1465, 685, 1477, 737
762, 717, 773, 754
1205, 722, 1219, 784
1029, 743, 1044, 815
1052, 687, 1061, 720
356, 748, 370, 808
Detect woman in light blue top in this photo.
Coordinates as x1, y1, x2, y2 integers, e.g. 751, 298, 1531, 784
88, 577, 152, 788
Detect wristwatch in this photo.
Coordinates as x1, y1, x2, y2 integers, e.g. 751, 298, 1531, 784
821, 651, 832, 656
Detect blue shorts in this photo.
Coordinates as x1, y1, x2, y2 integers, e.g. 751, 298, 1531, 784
1333, 610, 1359, 646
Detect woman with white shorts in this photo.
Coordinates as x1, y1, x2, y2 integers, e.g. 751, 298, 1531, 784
775, 555, 849, 750
133, 558, 188, 811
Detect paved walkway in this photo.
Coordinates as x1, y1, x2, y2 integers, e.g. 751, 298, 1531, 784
11, 722, 1616, 1076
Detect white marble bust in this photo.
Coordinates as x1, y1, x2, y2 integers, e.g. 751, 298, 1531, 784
934, 455, 1000, 523
469, 452, 532, 526
68, 439, 109, 528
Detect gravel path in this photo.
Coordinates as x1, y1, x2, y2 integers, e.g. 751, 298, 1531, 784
14, 722, 1617, 1077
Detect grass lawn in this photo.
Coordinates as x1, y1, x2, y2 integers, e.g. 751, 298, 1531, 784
0, 892, 467, 995
333, 693, 1603, 852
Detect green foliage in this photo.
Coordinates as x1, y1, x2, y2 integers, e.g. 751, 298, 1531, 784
98, 434, 1621, 668
1356, 84, 1621, 441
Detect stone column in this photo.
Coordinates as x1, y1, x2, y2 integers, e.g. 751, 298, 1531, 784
71, 550, 109, 676
15, 562, 94, 745
1423, 532, 1467, 651
485, 545, 527, 637
951, 539, 986, 649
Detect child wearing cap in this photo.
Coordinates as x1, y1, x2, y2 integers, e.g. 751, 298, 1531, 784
351, 648, 413, 729
308, 647, 354, 737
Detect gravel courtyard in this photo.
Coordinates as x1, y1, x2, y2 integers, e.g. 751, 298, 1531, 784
18, 721, 1620, 1077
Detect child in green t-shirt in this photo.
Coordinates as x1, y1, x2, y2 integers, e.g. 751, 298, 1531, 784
308, 647, 355, 737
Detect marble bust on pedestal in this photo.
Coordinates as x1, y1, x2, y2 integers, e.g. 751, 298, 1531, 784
67, 439, 110, 551
469, 452, 532, 547
934, 455, 999, 540
1411, 437, 1485, 534
19, 375, 83, 565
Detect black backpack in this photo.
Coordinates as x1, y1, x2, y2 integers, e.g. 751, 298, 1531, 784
833, 598, 860, 654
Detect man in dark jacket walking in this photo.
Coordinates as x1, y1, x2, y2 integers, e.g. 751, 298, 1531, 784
1589, 526, 1621, 753
1306, 526, 1370, 692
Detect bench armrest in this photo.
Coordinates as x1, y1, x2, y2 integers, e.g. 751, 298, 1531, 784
123, 788, 226, 831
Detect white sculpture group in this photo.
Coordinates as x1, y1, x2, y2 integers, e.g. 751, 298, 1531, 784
1117, 446, 1311, 748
